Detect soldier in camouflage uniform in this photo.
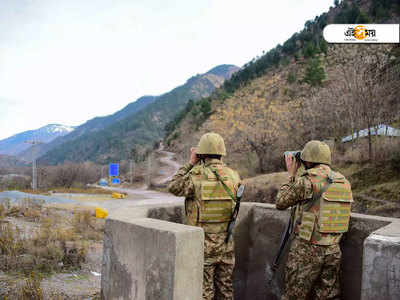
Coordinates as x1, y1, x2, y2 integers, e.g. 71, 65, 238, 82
168, 132, 241, 300
276, 141, 353, 300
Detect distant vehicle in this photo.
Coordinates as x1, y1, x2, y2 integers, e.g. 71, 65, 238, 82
99, 178, 108, 186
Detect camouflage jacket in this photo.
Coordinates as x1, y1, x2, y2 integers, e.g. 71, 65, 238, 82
276, 164, 343, 245
168, 158, 241, 233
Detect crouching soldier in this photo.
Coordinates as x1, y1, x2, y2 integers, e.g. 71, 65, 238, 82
168, 132, 241, 300
276, 140, 353, 300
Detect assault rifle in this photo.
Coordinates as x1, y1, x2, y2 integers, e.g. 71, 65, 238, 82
272, 206, 296, 271
209, 167, 245, 244
225, 184, 245, 244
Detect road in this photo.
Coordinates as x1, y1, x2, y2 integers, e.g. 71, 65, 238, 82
84, 145, 184, 215
151, 143, 181, 185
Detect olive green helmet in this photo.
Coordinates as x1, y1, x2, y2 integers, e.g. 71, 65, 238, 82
300, 140, 331, 165
196, 132, 226, 156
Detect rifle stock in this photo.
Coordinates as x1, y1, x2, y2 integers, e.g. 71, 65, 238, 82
272, 206, 296, 271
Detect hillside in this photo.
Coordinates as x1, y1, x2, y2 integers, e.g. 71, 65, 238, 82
0, 154, 27, 168
163, 0, 400, 218
20, 96, 157, 161
0, 124, 75, 157
39, 64, 239, 164
165, 0, 400, 177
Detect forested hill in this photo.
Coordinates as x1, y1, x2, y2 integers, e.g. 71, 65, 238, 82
165, 0, 400, 177
20, 95, 157, 162
39, 64, 239, 164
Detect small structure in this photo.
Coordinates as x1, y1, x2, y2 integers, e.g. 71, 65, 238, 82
99, 178, 108, 186
342, 124, 400, 143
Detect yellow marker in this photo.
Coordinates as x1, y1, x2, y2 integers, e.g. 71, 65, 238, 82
112, 192, 126, 199
95, 207, 108, 219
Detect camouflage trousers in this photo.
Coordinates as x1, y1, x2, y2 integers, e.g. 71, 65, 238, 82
282, 237, 341, 300
203, 232, 235, 300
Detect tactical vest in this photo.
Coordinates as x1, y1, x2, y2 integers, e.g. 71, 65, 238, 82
189, 162, 239, 233
297, 166, 353, 245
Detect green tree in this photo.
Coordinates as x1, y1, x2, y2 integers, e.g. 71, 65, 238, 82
334, 0, 340, 7
302, 42, 317, 58
303, 57, 326, 86
357, 11, 371, 23
287, 72, 297, 84
200, 99, 211, 115
319, 39, 328, 54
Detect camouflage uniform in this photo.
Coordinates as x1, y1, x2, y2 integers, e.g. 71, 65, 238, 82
276, 141, 352, 300
168, 158, 240, 300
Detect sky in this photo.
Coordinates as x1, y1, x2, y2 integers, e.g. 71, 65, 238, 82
0, 0, 334, 140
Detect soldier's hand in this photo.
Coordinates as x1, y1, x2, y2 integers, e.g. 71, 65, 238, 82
285, 153, 299, 177
190, 147, 199, 165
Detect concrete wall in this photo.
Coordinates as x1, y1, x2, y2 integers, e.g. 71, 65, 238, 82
101, 212, 204, 300
101, 202, 400, 300
361, 220, 400, 300
233, 204, 395, 300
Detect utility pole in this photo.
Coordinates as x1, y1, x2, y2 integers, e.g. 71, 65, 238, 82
130, 159, 135, 185
147, 155, 152, 187
24, 139, 43, 190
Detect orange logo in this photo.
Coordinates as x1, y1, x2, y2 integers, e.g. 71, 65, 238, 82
354, 25, 367, 40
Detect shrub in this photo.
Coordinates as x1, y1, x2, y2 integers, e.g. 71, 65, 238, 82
287, 72, 297, 84
0, 204, 89, 275
20, 272, 43, 300
303, 57, 326, 86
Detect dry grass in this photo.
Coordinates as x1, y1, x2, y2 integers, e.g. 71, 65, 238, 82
19, 273, 44, 300
0, 199, 42, 222
0, 214, 87, 275
20, 187, 113, 195
0, 199, 104, 278
72, 210, 104, 241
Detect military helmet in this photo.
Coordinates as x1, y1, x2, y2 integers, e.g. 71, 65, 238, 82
196, 132, 226, 156
300, 140, 331, 165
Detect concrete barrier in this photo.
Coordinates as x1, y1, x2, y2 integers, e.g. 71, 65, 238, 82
361, 220, 400, 300
101, 214, 204, 300
101, 202, 400, 300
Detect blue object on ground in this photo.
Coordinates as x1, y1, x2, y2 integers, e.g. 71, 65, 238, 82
99, 179, 108, 186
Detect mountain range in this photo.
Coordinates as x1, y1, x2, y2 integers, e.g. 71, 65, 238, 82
0, 124, 75, 158
0, 64, 238, 165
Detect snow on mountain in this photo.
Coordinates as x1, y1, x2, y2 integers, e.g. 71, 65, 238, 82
0, 124, 76, 157
44, 124, 75, 134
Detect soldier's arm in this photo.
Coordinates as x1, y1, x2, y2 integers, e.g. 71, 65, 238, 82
167, 163, 195, 197
275, 176, 313, 210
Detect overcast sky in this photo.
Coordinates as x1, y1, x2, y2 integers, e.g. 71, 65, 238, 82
0, 0, 333, 140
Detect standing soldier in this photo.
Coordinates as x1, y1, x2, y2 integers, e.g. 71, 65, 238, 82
168, 132, 241, 300
276, 140, 353, 300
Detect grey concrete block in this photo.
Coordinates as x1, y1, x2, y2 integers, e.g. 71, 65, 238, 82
362, 222, 400, 300
101, 202, 400, 300
101, 217, 204, 300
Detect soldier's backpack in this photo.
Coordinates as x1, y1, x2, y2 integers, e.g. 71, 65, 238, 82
305, 169, 353, 234
192, 165, 237, 223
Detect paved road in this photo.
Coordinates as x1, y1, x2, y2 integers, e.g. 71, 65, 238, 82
86, 146, 184, 215
0, 146, 184, 216
93, 185, 184, 215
